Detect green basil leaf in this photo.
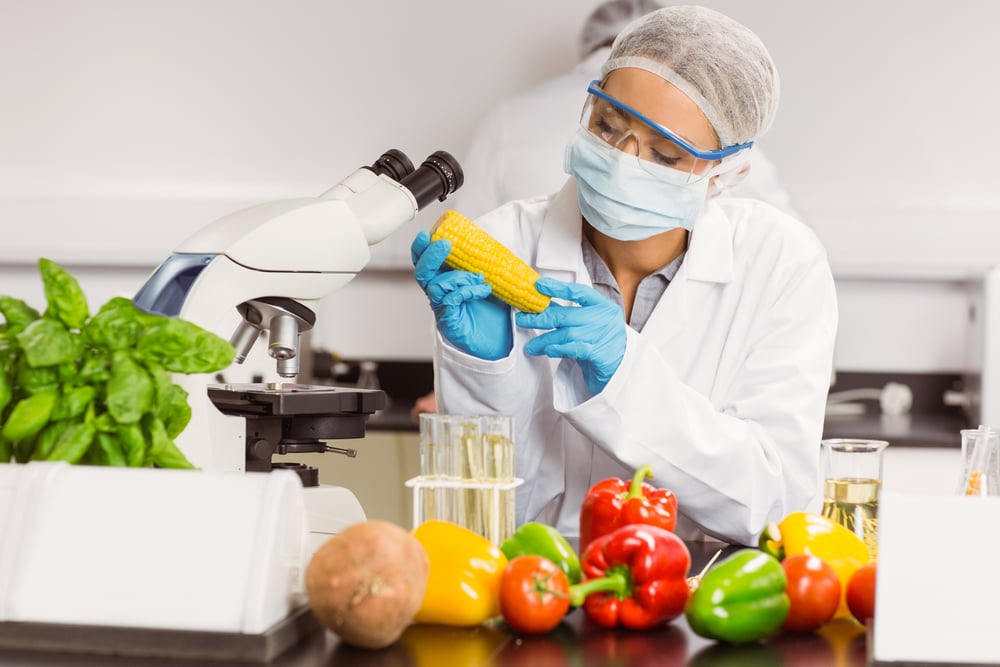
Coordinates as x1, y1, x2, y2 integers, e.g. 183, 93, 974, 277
142, 413, 172, 458
15, 318, 77, 367
82, 297, 145, 350
0, 296, 41, 335
143, 364, 192, 438
1, 389, 57, 441
13, 436, 36, 463
51, 385, 96, 420
0, 369, 11, 414
118, 422, 147, 467
16, 361, 60, 395
159, 383, 191, 439
137, 318, 235, 374
57, 359, 80, 383
146, 363, 173, 400
78, 354, 110, 383
150, 438, 196, 470
48, 422, 97, 463
38, 258, 89, 329
105, 352, 152, 424
31, 419, 71, 460
93, 432, 128, 467
91, 411, 117, 433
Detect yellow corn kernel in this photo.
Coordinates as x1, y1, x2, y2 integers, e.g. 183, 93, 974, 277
430, 210, 550, 313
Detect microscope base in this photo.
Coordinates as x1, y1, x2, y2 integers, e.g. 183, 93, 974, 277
302, 485, 366, 553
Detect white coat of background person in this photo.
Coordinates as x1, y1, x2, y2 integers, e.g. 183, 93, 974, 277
411, 5, 837, 546
450, 0, 800, 220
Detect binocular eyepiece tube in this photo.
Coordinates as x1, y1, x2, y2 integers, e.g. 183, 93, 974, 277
368, 149, 464, 210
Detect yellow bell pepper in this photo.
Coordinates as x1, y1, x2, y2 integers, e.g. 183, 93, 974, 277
411, 520, 508, 626
759, 511, 871, 619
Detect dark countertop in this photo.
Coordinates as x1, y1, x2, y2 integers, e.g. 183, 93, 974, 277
0, 542, 872, 667
366, 403, 420, 432
370, 404, 970, 445
823, 411, 966, 448
371, 404, 970, 445
292, 604, 870, 667
823, 370, 969, 448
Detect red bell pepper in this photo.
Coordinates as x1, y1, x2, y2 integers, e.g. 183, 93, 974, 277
579, 463, 678, 553
568, 523, 691, 630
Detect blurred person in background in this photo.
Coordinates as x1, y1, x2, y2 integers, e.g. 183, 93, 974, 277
411, 5, 836, 545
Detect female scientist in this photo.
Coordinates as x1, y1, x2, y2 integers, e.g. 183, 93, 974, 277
410, 5, 837, 545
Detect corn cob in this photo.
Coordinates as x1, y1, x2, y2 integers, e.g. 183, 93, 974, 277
430, 210, 550, 313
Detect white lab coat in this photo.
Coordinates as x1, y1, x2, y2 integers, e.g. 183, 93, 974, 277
451, 47, 801, 220
434, 181, 837, 546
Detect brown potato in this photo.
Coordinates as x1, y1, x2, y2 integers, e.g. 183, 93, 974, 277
305, 520, 429, 650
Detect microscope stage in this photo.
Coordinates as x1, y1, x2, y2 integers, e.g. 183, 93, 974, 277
207, 383, 386, 417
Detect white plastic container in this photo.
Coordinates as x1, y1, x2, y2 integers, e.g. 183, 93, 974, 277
0, 462, 308, 634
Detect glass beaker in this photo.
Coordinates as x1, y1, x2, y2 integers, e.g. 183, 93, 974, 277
820, 438, 888, 559
957, 427, 1000, 497
413, 413, 518, 545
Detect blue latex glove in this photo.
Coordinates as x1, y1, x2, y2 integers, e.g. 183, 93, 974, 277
411, 230, 512, 361
515, 277, 626, 396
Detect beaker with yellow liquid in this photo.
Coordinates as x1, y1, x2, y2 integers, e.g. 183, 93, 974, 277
820, 438, 887, 559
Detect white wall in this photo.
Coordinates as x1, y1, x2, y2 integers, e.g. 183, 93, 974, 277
2, 0, 998, 369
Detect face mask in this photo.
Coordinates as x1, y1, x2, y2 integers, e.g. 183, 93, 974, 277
564, 128, 708, 241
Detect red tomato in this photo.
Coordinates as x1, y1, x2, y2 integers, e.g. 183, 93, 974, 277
499, 555, 571, 634
781, 554, 842, 632
846, 562, 877, 625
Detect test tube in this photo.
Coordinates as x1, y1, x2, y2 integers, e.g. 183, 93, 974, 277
416, 413, 516, 544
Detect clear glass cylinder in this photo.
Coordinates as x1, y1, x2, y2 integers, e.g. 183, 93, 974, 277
820, 438, 888, 559
957, 427, 1000, 497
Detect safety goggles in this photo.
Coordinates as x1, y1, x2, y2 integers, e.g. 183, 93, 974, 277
581, 80, 754, 184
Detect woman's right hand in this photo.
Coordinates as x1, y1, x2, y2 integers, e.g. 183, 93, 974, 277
411, 230, 512, 361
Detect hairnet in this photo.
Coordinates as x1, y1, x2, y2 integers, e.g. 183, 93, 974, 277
578, 0, 664, 59
600, 5, 779, 148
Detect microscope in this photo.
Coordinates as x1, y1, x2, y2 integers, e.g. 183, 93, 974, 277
132, 149, 462, 545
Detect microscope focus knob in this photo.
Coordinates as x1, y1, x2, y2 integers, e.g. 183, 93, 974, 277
247, 437, 275, 462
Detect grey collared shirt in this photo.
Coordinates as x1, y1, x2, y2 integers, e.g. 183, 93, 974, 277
581, 236, 685, 332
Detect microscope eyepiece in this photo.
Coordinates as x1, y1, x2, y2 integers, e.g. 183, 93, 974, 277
368, 149, 415, 182
400, 150, 465, 209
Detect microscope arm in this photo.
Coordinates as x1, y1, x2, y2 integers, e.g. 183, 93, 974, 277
131, 149, 463, 473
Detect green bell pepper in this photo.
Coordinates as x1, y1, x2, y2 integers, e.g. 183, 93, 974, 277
500, 521, 582, 584
685, 548, 789, 644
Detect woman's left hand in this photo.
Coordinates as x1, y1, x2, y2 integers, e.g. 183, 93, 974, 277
515, 277, 626, 396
